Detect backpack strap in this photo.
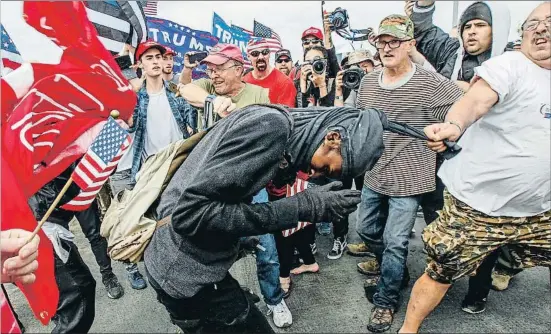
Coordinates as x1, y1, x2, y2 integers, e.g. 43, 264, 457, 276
156, 214, 172, 228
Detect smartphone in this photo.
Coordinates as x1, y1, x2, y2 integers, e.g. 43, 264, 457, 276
188, 52, 208, 64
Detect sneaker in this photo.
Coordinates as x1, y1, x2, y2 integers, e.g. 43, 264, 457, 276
367, 307, 394, 333
357, 259, 381, 276
364, 276, 380, 303
267, 299, 293, 328
102, 272, 124, 299
461, 297, 487, 314
316, 222, 332, 236
491, 270, 512, 291
327, 237, 347, 260
347, 243, 374, 257
310, 243, 318, 255
126, 266, 147, 290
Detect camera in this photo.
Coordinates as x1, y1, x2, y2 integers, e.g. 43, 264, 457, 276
329, 7, 349, 31
342, 66, 365, 90
303, 58, 327, 80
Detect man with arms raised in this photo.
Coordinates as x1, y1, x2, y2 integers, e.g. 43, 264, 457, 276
400, 3, 551, 332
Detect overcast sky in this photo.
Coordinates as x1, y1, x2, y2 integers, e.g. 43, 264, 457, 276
1, 1, 544, 65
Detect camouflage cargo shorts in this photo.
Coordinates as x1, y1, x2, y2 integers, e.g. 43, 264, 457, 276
422, 189, 551, 284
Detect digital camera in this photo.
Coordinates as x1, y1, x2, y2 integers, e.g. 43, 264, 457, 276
342, 66, 365, 90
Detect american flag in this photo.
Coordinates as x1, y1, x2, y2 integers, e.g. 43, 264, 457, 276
1, 24, 23, 75
61, 117, 131, 211
282, 178, 311, 237
84, 1, 148, 55
253, 20, 282, 52
231, 24, 254, 70
142, 0, 158, 16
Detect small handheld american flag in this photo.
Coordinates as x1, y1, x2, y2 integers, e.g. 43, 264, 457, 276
282, 178, 311, 237
61, 117, 131, 211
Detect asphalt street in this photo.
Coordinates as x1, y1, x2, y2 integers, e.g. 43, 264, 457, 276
5, 213, 551, 333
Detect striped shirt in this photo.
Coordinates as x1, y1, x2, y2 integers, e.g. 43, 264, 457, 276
356, 64, 463, 197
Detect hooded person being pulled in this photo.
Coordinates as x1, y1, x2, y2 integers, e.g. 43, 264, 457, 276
143, 105, 385, 333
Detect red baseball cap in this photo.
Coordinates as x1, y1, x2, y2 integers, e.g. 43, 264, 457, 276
201, 43, 244, 65
136, 40, 166, 61
302, 27, 323, 40
164, 46, 176, 56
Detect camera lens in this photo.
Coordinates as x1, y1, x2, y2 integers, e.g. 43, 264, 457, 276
312, 59, 326, 74
343, 68, 365, 90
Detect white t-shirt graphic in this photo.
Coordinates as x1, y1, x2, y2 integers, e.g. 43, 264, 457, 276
439, 51, 551, 217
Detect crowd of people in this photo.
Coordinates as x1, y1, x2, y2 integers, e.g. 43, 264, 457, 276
1, 1, 550, 333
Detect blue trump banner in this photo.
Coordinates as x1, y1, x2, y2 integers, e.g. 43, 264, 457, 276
146, 17, 218, 78
211, 12, 251, 63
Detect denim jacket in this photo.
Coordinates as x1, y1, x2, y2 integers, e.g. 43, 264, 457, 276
128, 80, 197, 180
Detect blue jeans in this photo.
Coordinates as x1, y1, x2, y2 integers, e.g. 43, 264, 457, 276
356, 187, 420, 310
251, 189, 284, 306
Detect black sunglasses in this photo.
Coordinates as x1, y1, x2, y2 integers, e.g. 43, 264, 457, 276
250, 49, 270, 57
302, 38, 322, 46
276, 58, 292, 63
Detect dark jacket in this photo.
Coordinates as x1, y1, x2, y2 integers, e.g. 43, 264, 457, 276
411, 1, 510, 81
144, 106, 306, 299
28, 163, 82, 229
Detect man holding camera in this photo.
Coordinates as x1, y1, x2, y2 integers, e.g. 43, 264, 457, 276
243, 39, 297, 107
354, 15, 463, 332
335, 49, 376, 108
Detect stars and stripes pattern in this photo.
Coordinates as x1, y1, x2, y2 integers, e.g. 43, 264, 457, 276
1, 24, 23, 75
61, 117, 131, 211
282, 178, 311, 237
142, 0, 158, 17
231, 24, 254, 70
84, 1, 147, 55
253, 20, 282, 52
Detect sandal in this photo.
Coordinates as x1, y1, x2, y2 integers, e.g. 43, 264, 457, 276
280, 277, 293, 298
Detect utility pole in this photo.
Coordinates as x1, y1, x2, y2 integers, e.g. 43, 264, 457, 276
452, 0, 459, 28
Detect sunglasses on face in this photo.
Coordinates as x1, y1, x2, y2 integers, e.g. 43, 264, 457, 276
276, 58, 292, 63
302, 39, 322, 46
250, 49, 270, 57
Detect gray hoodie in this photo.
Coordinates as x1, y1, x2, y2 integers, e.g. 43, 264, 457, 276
412, 1, 511, 81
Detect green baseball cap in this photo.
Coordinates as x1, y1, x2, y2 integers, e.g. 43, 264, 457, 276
375, 14, 414, 40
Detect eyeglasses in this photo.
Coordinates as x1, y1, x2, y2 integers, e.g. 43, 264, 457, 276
375, 39, 411, 50
522, 17, 551, 31
276, 59, 292, 63
302, 38, 322, 46
249, 49, 270, 57
206, 65, 239, 76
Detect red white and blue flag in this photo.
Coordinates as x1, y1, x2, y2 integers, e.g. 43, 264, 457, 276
231, 24, 254, 70
61, 117, 131, 211
253, 20, 282, 52
282, 178, 311, 237
1, 24, 23, 75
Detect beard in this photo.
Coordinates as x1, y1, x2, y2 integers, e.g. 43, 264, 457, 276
255, 60, 267, 72
162, 67, 173, 74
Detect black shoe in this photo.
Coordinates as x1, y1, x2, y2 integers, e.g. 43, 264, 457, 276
102, 272, 124, 299
241, 286, 261, 304
461, 297, 487, 314
327, 237, 347, 260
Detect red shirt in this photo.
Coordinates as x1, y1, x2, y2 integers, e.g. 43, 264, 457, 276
243, 69, 297, 107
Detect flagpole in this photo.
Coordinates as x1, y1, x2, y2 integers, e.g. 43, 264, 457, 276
24, 110, 121, 244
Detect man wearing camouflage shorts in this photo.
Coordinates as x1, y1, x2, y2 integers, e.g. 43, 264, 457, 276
399, 3, 551, 332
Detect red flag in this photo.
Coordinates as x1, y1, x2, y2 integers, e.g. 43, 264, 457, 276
1, 1, 137, 325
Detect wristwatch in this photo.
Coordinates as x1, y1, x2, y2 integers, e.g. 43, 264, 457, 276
335, 95, 343, 100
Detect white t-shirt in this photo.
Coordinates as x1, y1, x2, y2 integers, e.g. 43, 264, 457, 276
439, 51, 550, 217
143, 88, 183, 158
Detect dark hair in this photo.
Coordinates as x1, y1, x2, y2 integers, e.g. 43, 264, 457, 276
303, 45, 328, 60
